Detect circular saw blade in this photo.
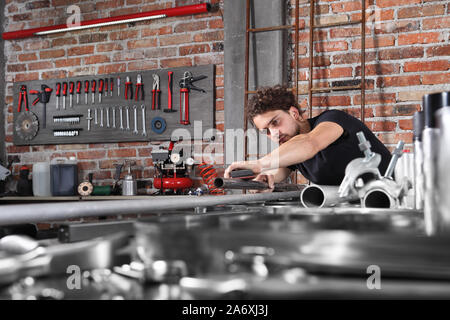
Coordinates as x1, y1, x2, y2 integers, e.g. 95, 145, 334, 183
15, 111, 39, 141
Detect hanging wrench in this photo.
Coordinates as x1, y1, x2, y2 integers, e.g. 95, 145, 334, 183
106, 107, 110, 128
126, 106, 130, 131
133, 105, 138, 135
87, 109, 93, 131
141, 105, 147, 136
100, 108, 104, 127
112, 107, 116, 129
119, 106, 124, 130
94, 108, 98, 125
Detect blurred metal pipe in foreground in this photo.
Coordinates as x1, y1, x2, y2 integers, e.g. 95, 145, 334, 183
437, 106, 450, 232
413, 111, 424, 210
0, 192, 301, 226
300, 185, 357, 208
213, 178, 305, 192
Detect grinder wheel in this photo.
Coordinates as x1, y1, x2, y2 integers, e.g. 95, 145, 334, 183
15, 111, 39, 141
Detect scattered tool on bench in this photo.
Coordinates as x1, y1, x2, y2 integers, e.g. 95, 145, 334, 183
30, 84, 52, 129
179, 71, 207, 125
135, 74, 144, 101
152, 74, 160, 110
164, 71, 176, 114
17, 85, 29, 113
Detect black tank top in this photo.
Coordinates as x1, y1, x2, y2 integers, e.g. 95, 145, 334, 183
288, 110, 392, 185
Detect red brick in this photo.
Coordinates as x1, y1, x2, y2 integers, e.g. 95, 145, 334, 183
97, 43, 123, 52
312, 96, 351, 107
52, 37, 77, 47
14, 73, 39, 82
107, 149, 136, 158
366, 121, 396, 132
404, 60, 450, 73
377, 0, 421, 8
110, 30, 139, 41
352, 36, 395, 49
331, 1, 361, 13
28, 61, 53, 70
377, 75, 421, 87
144, 48, 177, 59
314, 41, 348, 52
113, 52, 145, 62
333, 52, 376, 64
193, 30, 224, 42
68, 46, 95, 56
313, 67, 353, 80
77, 150, 106, 160
174, 21, 207, 33
7, 145, 30, 153
24, 40, 51, 51
179, 44, 210, 56
354, 93, 396, 105
423, 17, 450, 30
78, 161, 97, 170
127, 39, 157, 49
160, 34, 192, 46
12, 13, 32, 21
128, 60, 158, 71
42, 70, 67, 79
298, 56, 331, 68
398, 4, 445, 19
98, 64, 127, 74
374, 20, 420, 35
54, 58, 81, 68
379, 47, 424, 60
40, 49, 65, 59
398, 33, 442, 45
422, 73, 450, 85
356, 64, 399, 76
216, 88, 224, 99
7, 64, 26, 72
141, 26, 172, 37
330, 27, 362, 39
18, 53, 37, 62
160, 57, 192, 68
91, 171, 112, 180
84, 55, 111, 65
399, 119, 413, 131
209, 18, 224, 29
427, 45, 450, 57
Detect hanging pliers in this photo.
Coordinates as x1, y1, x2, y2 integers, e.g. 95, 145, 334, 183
17, 85, 29, 112
151, 74, 160, 110
135, 74, 144, 101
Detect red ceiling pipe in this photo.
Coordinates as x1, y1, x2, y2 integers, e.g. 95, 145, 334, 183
3, 3, 211, 40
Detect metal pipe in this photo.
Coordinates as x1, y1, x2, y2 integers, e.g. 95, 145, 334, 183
213, 178, 305, 192
362, 189, 395, 209
437, 107, 450, 232
300, 185, 356, 208
413, 111, 424, 210
0, 192, 301, 226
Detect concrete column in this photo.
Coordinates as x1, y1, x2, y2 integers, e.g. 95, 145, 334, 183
224, 0, 287, 163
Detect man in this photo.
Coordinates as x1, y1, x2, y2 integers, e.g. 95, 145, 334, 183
224, 85, 392, 190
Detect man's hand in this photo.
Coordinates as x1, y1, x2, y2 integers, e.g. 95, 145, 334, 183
250, 173, 275, 193
224, 160, 262, 178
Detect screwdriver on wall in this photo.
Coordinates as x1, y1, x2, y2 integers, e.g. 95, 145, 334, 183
117, 77, 121, 97
55, 82, 61, 109
84, 80, 89, 105
110, 77, 114, 97
69, 81, 74, 108
91, 80, 96, 104
62, 82, 68, 110
104, 78, 108, 98
99, 79, 104, 103
76, 81, 81, 105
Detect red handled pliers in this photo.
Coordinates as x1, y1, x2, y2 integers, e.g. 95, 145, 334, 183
17, 85, 29, 112
125, 76, 133, 100
135, 74, 144, 101
151, 74, 160, 110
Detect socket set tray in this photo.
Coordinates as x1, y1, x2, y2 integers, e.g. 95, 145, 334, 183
12, 64, 214, 145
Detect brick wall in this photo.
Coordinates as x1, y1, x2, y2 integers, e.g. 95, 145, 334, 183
290, 0, 449, 151
3, 0, 224, 186
2, 0, 450, 190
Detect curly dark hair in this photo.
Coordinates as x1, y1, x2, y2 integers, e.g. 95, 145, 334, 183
248, 85, 301, 121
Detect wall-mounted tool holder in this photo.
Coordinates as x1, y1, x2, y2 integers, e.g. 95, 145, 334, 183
13, 64, 215, 145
